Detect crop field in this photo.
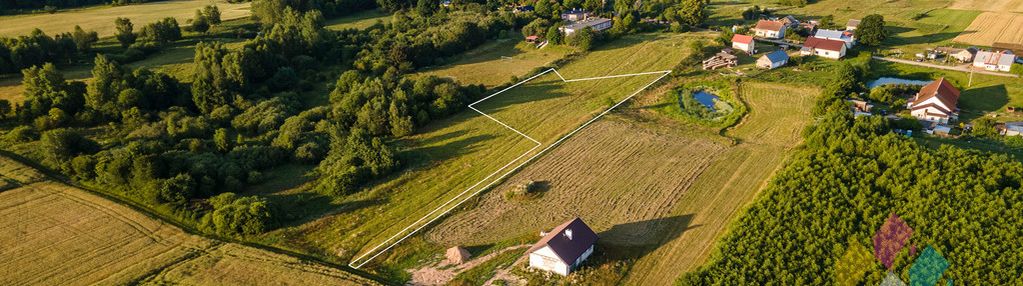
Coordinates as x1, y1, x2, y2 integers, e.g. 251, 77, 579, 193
415, 39, 576, 88
949, 0, 1023, 12
0, 156, 379, 285
953, 12, 1023, 48
0, 0, 251, 37
260, 32, 707, 276
325, 10, 391, 31
427, 81, 818, 285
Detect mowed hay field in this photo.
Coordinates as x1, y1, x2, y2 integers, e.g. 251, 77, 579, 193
949, 0, 1023, 12
0, 156, 379, 285
415, 39, 576, 88
428, 81, 818, 285
953, 12, 1023, 48
0, 0, 251, 37
261, 33, 706, 272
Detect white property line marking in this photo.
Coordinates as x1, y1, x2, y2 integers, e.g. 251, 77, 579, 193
348, 68, 672, 269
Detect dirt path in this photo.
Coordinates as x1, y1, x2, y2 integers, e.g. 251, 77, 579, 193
407, 244, 530, 286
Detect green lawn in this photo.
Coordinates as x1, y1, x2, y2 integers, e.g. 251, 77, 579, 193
415, 37, 576, 88
0, 0, 252, 37
325, 9, 390, 31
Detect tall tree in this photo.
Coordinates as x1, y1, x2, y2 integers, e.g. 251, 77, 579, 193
857, 14, 887, 46
676, 0, 708, 27
115, 17, 135, 49
71, 25, 99, 52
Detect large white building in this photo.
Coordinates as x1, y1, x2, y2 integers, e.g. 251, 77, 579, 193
973, 50, 1016, 72
526, 217, 598, 276
907, 78, 960, 124
560, 18, 612, 36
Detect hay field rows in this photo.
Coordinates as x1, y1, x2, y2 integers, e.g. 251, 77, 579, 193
427, 81, 818, 285
953, 12, 1023, 48
0, 0, 251, 37
415, 39, 576, 88
0, 156, 379, 285
262, 33, 704, 272
949, 0, 1023, 12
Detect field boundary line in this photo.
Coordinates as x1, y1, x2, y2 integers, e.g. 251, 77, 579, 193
348, 68, 671, 269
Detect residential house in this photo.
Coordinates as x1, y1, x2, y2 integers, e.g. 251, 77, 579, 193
527, 217, 598, 276
525, 35, 540, 43
999, 122, 1023, 136
848, 99, 873, 117
757, 50, 789, 69
799, 20, 819, 33
814, 29, 856, 48
560, 17, 612, 35
907, 78, 960, 124
561, 8, 589, 22
936, 47, 977, 63
778, 15, 800, 28
973, 50, 1016, 72
801, 36, 847, 59
731, 34, 755, 54
846, 19, 861, 30
754, 20, 786, 39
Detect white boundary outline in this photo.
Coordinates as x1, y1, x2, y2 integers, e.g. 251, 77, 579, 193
348, 68, 672, 269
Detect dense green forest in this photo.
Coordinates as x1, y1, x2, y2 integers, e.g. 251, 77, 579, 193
678, 70, 1023, 284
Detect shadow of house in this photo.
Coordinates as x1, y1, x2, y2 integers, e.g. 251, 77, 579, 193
595, 214, 699, 261
960, 84, 1009, 121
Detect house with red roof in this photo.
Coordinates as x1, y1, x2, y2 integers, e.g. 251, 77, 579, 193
731, 34, 755, 54
754, 20, 786, 39
908, 78, 960, 124
526, 217, 598, 276
800, 36, 847, 59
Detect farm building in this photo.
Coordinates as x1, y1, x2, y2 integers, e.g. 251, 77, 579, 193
801, 37, 847, 59
527, 217, 598, 276
973, 50, 1016, 72
848, 99, 873, 117
800, 20, 819, 33
560, 17, 612, 35
777, 15, 800, 27
754, 20, 786, 39
561, 8, 589, 21
731, 34, 755, 54
703, 51, 738, 70
757, 50, 789, 69
936, 47, 977, 62
814, 29, 856, 48
907, 77, 960, 124
846, 19, 861, 30
525, 35, 540, 43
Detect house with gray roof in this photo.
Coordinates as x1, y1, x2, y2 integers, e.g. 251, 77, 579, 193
757, 50, 789, 69
560, 17, 612, 36
527, 217, 598, 276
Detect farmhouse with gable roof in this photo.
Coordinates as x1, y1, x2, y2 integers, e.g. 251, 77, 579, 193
907, 78, 960, 124
527, 217, 598, 276
801, 36, 847, 59
731, 34, 755, 54
754, 20, 786, 39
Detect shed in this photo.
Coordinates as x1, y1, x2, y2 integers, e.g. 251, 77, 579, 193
446, 246, 471, 264
756, 50, 789, 69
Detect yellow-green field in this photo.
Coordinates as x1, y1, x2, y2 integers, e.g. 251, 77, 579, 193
949, 0, 1023, 12
324, 9, 390, 31
259, 33, 707, 277
0, 0, 251, 37
415, 39, 576, 88
427, 80, 818, 284
0, 156, 379, 285
953, 12, 1023, 48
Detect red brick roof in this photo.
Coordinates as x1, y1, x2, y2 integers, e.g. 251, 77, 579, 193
732, 34, 754, 45
803, 36, 845, 52
755, 20, 785, 32
911, 77, 960, 111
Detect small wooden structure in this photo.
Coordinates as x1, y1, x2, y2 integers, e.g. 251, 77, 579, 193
525, 35, 540, 43
446, 246, 471, 264
702, 51, 738, 70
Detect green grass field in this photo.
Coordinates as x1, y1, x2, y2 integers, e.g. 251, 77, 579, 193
324, 10, 390, 31
870, 59, 1023, 121
0, 0, 251, 37
256, 32, 703, 280
415, 38, 576, 88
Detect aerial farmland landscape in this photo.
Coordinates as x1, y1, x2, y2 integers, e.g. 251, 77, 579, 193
1, 0, 1022, 285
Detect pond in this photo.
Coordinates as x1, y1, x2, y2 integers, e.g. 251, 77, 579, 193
868, 77, 933, 89
693, 91, 719, 112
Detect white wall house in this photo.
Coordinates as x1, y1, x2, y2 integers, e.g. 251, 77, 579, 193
754, 20, 786, 39
973, 50, 1015, 72
814, 29, 856, 48
527, 217, 598, 276
560, 18, 612, 36
731, 34, 755, 54
907, 78, 960, 124
757, 50, 789, 69
801, 37, 847, 59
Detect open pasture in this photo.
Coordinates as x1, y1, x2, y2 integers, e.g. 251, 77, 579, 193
415, 39, 575, 88
426, 81, 818, 285
325, 9, 391, 31
949, 0, 1023, 12
953, 12, 1023, 49
0, 0, 251, 37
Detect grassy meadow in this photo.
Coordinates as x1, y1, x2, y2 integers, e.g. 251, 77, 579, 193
0, 0, 251, 37
324, 9, 391, 31
415, 38, 576, 88
256, 32, 703, 279
0, 155, 381, 285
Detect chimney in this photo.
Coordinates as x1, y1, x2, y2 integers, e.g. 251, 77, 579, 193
539, 231, 548, 237
564, 229, 573, 240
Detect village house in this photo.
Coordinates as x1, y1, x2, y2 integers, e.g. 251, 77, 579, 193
848, 99, 873, 117
561, 8, 589, 22
846, 19, 861, 30
801, 36, 847, 59
998, 122, 1023, 136
527, 217, 598, 276
560, 17, 612, 35
753, 20, 786, 39
731, 34, 755, 54
973, 50, 1016, 72
935, 47, 977, 63
814, 29, 856, 48
757, 50, 789, 69
799, 20, 819, 33
907, 77, 960, 124
777, 15, 800, 28
525, 35, 540, 43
